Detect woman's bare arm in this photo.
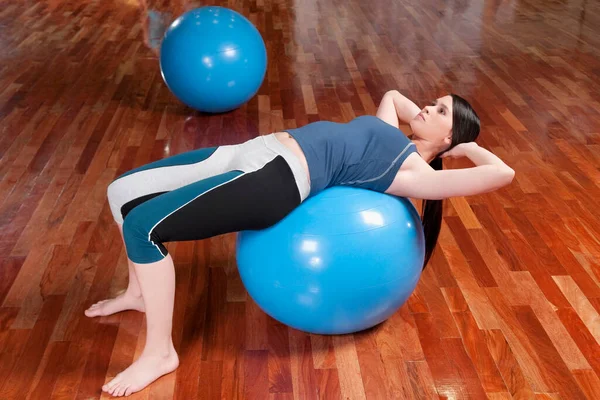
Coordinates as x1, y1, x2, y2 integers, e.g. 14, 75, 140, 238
376, 90, 421, 128
386, 143, 515, 200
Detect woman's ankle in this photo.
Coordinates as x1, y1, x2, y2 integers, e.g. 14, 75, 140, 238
141, 340, 176, 358
125, 287, 143, 298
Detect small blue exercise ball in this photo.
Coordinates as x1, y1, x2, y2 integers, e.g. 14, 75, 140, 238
236, 187, 425, 335
160, 7, 267, 113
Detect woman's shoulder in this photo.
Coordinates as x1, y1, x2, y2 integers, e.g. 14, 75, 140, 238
384, 152, 431, 196
398, 152, 427, 172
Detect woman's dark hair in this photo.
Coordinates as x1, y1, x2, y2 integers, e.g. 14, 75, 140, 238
421, 94, 480, 268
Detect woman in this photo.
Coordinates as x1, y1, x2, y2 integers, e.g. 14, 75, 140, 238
86, 91, 514, 397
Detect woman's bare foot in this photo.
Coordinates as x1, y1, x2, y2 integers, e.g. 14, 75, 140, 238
102, 344, 179, 397
84, 291, 145, 317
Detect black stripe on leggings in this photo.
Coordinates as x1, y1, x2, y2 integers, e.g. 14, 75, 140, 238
149, 155, 301, 248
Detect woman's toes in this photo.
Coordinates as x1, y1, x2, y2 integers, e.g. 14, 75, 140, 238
124, 385, 134, 397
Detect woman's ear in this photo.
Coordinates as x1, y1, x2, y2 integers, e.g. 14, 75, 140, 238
443, 134, 452, 146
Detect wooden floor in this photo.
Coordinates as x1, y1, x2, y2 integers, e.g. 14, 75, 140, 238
1, 0, 600, 398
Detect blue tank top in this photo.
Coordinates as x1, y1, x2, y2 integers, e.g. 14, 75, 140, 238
287, 115, 418, 196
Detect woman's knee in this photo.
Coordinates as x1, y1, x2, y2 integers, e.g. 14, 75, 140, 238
122, 206, 167, 264
107, 178, 127, 224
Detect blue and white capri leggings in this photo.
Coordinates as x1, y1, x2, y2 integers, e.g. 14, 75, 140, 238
107, 134, 311, 264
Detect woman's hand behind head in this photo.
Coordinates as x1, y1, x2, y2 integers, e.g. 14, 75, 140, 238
439, 142, 478, 159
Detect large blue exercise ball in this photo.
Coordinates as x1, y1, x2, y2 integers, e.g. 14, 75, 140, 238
236, 187, 425, 335
159, 7, 267, 113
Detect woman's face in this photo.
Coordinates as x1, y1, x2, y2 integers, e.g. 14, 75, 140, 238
410, 95, 454, 152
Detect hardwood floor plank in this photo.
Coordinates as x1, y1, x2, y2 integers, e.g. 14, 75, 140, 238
513, 305, 587, 400
332, 335, 366, 400
553, 276, 600, 344
27, 341, 71, 400
288, 329, 318, 400
268, 319, 293, 394
484, 329, 536, 400
0, 295, 65, 399
244, 350, 269, 400
453, 311, 507, 393
354, 329, 391, 399
571, 369, 600, 400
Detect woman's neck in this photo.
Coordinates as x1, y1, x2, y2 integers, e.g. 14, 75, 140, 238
410, 136, 438, 164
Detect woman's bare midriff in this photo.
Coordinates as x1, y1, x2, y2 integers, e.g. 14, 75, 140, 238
274, 131, 311, 183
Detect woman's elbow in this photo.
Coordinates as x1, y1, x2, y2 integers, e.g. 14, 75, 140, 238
383, 89, 402, 100
499, 166, 515, 187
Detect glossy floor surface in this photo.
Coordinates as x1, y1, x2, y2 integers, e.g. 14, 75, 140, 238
1, 0, 600, 398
